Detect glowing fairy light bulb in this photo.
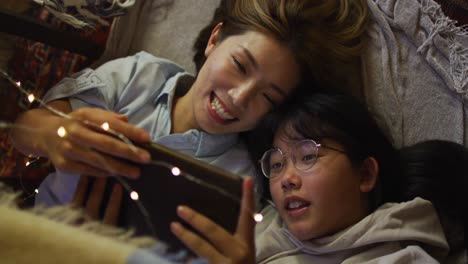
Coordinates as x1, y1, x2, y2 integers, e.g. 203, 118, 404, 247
57, 126, 67, 138
171, 166, 181, 176
25, 161, 31, 167
34, 189, 39, 194
254, 213, 263, 222
130, 191, 139, 200
27, 94, 35, 103
15, 81, 21, 87
101, 122, 110, 131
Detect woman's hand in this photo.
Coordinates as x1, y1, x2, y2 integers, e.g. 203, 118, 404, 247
14, 100, 152, 178
72, 175, 123, 225
170, 177, 257, 264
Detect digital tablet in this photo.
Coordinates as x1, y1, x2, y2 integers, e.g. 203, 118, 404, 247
116, 141, 243, 252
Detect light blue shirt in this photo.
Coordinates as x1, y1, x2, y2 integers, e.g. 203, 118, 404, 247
36, 51, 258, 206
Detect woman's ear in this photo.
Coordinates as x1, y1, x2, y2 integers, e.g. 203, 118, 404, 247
359, 157, 379, 193
205, 22, 223, 57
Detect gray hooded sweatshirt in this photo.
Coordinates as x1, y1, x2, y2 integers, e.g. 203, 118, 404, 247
255, 198, 449, 263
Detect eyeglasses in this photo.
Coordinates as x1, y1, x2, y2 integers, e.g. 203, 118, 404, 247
259, 139, 345, 178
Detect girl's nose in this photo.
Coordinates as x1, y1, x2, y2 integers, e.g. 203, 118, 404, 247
228, 80, 257, 109
280, 161, 302, 191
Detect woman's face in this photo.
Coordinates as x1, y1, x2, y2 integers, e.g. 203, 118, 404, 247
183, 24, 301, 134
269, 130, 371, 241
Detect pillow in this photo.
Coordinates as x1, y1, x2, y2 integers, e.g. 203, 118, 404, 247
95, 0, 221, 74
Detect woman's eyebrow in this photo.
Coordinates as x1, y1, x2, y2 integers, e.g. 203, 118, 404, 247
239, 45, 258, 69
239, 45, 288, 97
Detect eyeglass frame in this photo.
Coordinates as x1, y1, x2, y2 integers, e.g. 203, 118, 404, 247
258, 139, 346, 179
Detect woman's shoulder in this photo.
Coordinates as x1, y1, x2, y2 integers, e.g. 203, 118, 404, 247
96, 51, 188, 78
133, 51, 185, 67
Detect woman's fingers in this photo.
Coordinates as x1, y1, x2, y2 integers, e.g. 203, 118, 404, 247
56, 159, 114, 178
71, 175, 123, 225
70, 108, 150, 143
103, 183, 123, 225
85, 177, 107, 219
44, 107, 151, 178
61, 114, 151, 164
59, 142, 141, 178
71, 175, 89, 208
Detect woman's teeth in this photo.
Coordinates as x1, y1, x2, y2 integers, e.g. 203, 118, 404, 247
211, 96, 235, 120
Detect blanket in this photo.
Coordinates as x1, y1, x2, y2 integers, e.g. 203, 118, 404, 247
362, 0, 468, 148
0, 183, 155, 264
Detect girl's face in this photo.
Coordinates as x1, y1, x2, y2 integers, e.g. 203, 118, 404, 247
269, 130, 373, 241
179, 23, 300, 134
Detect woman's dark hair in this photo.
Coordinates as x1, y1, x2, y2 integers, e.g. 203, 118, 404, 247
192, 0, 369, 89
247, 91, 400, 210
192, 1, 226, 73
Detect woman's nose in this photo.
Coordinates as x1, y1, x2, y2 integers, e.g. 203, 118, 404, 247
228, 80, 257, 109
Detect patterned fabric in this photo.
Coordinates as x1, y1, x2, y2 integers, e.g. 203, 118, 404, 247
0, 6, 109, 206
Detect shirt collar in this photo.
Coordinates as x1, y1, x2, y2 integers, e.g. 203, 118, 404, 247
153, 71, 195, 107
195, 130, 239, 157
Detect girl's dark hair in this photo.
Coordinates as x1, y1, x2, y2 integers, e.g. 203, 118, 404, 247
398, 140, 467, 251
247, 91, 400, 210
398, 140, 467, 217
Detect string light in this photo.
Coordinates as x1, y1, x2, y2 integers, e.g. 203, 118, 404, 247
27, 94, 35, 103
25, 156, 41, 167
254, 213, 263, 222
34, 189, 39, 194
130, 191, 139, 201
171, 166, 181, 176
57, 126, 67, 138
101, 122, 110, 131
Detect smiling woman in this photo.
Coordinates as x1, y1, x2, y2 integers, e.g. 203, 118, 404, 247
174, 27, 300, 134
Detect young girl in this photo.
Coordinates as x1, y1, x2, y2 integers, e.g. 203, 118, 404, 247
9, 0, 369, 206
172, 92, 450, 263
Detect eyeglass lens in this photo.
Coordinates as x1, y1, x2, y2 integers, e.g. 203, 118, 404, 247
262, 140, 319, 178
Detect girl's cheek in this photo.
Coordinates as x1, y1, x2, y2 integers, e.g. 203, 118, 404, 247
270, 183, 282, 201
